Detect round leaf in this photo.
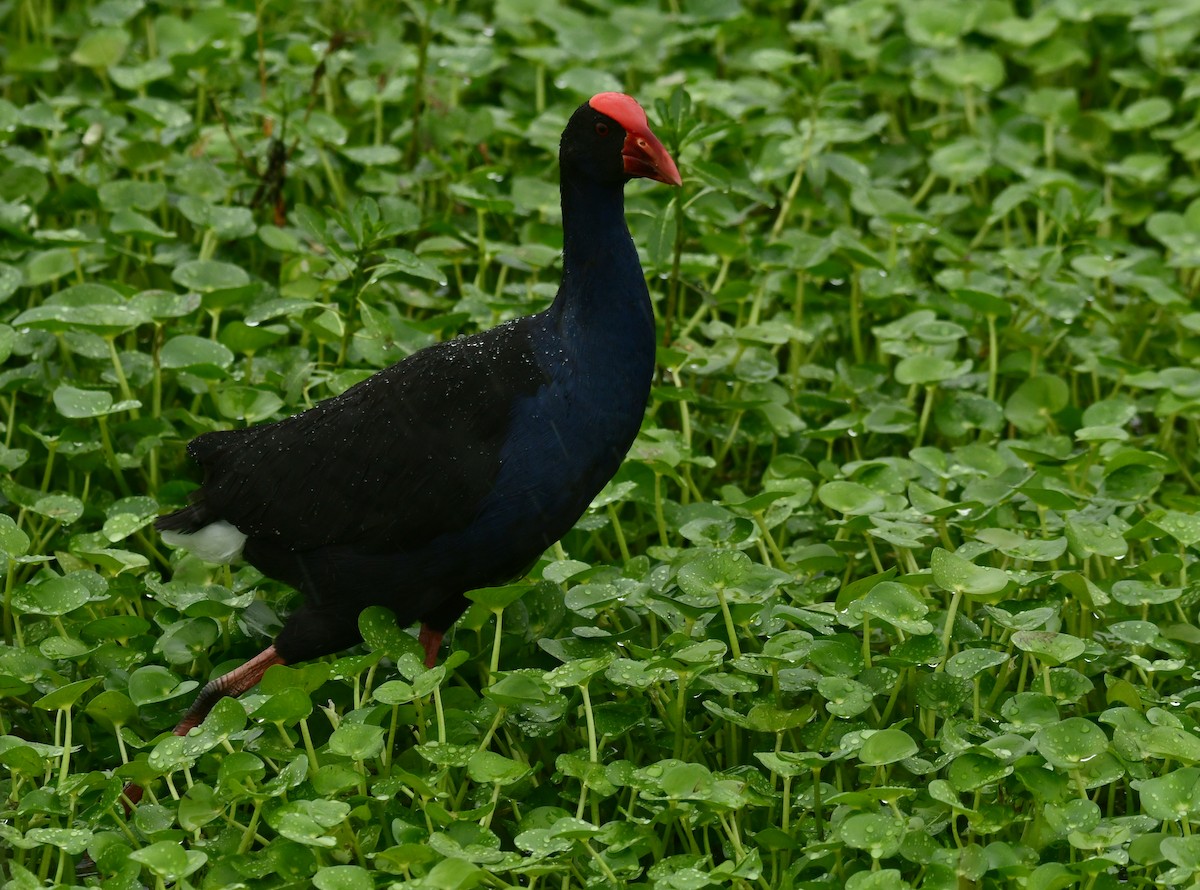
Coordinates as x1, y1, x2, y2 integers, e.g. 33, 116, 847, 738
313, 865, 374, 890
818, 481, 886, 515
328, 723, 384, 760
1004, 375, 1069, 433
931, 548, 1010, 597
12, 575, 90, 616
857, 581, 932, 634
34, 677, 101, 710
839, 812, 905, 859
1012, 631, 1086, 666
858, 729, 919, 766
468, 750, 531, 785
172, 260, 250, 293
160, 335, 234, 371
946, 648, 1009, 679
129, 841, 206, 881
1034, 718, 1109, 770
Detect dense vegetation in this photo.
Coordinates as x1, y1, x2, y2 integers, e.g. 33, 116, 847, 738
3, 0, 1200, 887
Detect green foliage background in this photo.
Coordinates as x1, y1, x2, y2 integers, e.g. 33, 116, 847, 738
2, 0, 1200, 887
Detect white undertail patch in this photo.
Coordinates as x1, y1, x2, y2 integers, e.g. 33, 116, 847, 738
161, 520, 248, 564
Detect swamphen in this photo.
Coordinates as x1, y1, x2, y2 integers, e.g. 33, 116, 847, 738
150, 93, 681, 744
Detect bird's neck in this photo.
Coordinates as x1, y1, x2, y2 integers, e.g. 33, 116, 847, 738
551, 175, 652, 337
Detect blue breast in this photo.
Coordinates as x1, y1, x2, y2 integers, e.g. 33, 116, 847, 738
471, 286, 655, 554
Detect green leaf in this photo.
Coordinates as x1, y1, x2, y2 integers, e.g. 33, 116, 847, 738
839, 812, 905, 858
34, 677, 101, 710
0, 515, 30, 560
929, 138, 991, 183
948, 752, 1010, 792
127, 97, 191, 128
85, 689, 137, 727
178, 784, 222, 832
327, 723, 384, 760
160, 335, 235, 371
14, 284, 150, 335
1133, 768, 1200, 821
465, 583, 529, 610
1162, 836, 1200, 870
1034, 718, 1109, 769
71, 27, 130, 68
894, 355, 971, 385
858, 729, 919, 766
855, 581, 932, 634
213, 386, 283, 423
1012, 631, 1086, 666
1151, 510, 1200, 546
172, 260, 250, 293
251, 687, 313, 724
467, 750, 531, 785
818, 676, 874, 717
946, 648, 1009, 679
127, 665, 196, 706
111, 209, 175, 241
98, 179, 167, 212
313, 865, 374, 890
818, 481, 886, 515
359, 606, 418, 660
975, 528, 1068, 562
25, 828, 93, 855
932, 49, 1005, 90
12, 574, 91, 616
916, 673, 970, 714
1005, 375, 1069, 432
676, 548, 785, 600
341, 145, 402, 166
370, 248, 446, 285
53, 385, 140, 418
1141, 726, 1200, 764
646, 197, 678, 269
931, 548, 1010, 597
1065, 516, 1128, 559
129, 841, 206, 881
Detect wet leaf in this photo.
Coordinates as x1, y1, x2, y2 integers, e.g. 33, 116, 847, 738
1035, 719, 1109, 770
931, 548, 1010, 597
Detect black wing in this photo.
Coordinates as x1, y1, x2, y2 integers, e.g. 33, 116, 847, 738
170, 317, 548, 553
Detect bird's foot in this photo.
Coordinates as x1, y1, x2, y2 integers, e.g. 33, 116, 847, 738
120, 645, 286, 815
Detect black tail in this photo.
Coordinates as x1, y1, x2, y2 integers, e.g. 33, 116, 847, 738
155, 503, 213, 534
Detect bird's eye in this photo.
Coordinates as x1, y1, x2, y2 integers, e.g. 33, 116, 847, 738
595, 122, 609, 136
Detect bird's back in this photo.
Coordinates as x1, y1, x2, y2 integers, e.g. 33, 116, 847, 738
165, 316, 549, 555
160, 298, 652, 584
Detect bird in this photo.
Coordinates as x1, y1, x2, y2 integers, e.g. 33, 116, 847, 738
142, 93, 681, 757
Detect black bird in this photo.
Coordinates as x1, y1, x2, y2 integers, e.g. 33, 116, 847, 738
151, 93, 681, 741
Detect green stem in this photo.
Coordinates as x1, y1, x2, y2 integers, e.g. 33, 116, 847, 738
986, 315, 998, 403
653, 473, 669, 547
914, 386, 935, 448
489, 607, 504, 679
97, 416, 131, 497
849, 274, 865, 364
433, 684, 446, 745
606, 504, 631, 563
57, 706, 72, 791
581, 683, 598, 763
938, 589, 963, 669
714, 587, 742, 659
106, 338, 138, 413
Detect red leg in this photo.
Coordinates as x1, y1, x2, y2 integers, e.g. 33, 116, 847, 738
122, 645, 286, 812
418, 624, 443, 668
172, 645, 286, 735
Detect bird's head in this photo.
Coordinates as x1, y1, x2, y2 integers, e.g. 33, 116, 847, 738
560, 93, 682, 188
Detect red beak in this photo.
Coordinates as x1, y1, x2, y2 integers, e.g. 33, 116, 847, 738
623, 129, 682, 187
